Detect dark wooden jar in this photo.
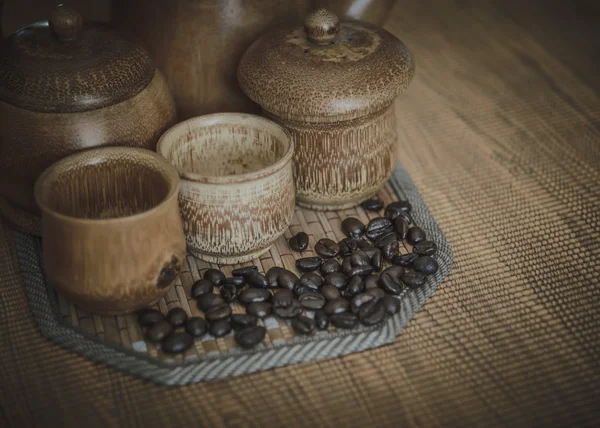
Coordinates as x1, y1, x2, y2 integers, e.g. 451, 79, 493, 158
0, 5, 177, 235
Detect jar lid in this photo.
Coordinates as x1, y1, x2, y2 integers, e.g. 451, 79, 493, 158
0, 5, 154, 113
238, 9, 415, 122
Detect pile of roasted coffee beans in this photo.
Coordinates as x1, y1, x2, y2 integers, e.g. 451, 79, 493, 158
138, 197, 439, 354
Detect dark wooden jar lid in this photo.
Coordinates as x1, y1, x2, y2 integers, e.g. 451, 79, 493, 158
0, 5, 154, 113
238, 9, 415, 122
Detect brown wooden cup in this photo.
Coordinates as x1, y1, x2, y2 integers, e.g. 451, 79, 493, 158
34, 147, 186, 315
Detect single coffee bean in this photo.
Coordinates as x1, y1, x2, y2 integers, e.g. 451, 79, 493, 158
355, 235, 375, 249
209, 319, 232, 337
298, 292, 326, 310
341, 256, 353, 277
296, 257, 323, 272
162, 332, 194, 354
272, 288, 295, 304
321, 258, 341, 275
278, 269, 300, 291
272, 289, 302, 319
314, 310, 329, 330
291, 316, 316, 335
342, 217, 365, 238
371, 250, 383, 272
351, 293, 378, 313
246, 302, 272, 318
246, 271, 269, 288
363, 247, 378, 258
324, 272, 348, 290
185, 317, 207, 337
221, 276, 246, 288
358, 299, 386, 325
205, 304, 232, 322
288, 232, 309, 252
401, 272, 428, 288
330, 312, 358, 329
138, 308, 164, 327
394, 217, 409, 240
299, 272, 323, 290
365, 287, 386, 299
232, 266, 258, 277
382, 265, 406, 279
166, 307, 188, 327
235, 325, 266, 349
381, 236, 400, 261
364, 275, 380, 290
413, 256, 439, 275
338, 237, 357, 256
220, 283, 238, 303
392, 252, 418, 267
146, 320, 173, 343
382, 295, 401, 315
320, 284, 341, 300
365, 217, 394, 240
324, 298, 349, 316
239, 288, 271, 304
197, 293, 226, 311
204, 268, 225, 286
315, 238, 340, 258
346, 265, 374, 278
266, 266, 283, 288
295, 283, 320, 296
387, 200, 411, 213
413, 240, 437, 256
385, 205, 413, 223
362, 198, 384, 211
191, 279, 214, 298
345, 275, 365, 298
379, 272, 403, 295
406, 226, 426, 245
350, 249, 371, 266
231, 313, 259, 330
375, 232, 396, 249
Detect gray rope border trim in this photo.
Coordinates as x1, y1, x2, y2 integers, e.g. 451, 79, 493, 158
14, 163, 453, 386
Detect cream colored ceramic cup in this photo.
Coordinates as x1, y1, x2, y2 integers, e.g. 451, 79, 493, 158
157, 113, 295, 264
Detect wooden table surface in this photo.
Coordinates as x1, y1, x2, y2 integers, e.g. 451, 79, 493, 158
1, 1, 599, 427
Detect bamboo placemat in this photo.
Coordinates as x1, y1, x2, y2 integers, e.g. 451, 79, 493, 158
14, 163, 452, 384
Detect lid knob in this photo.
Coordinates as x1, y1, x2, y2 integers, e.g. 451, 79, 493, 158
304, 9, 340, 44
49, 4, 83, 41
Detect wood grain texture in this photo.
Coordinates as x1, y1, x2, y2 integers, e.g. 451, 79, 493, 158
0, 0, 599, 427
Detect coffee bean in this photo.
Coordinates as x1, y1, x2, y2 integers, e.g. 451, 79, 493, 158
291, 316, 316, 335
406, 226, 426, 245
342, 217, 365, 238
288, 232, 309, 252
338, 237, 358, 256
235, 326, 266, 348
298, 272, 323, 290
222, 276, 246, 288
298, 292, 326, 310
321, 258, 341, 275
362, 198, 384, 211
204, 268, 225, 286
315, 238, 340, 258
162, 332, 194, 354
379, 272, 402, 295
382, 295, 400, 315
166, 307, 188, 327
205, 304, 232, 322
185, 317, 207, 337
364, 275, 380, 290
209, 319, 232, 337
392, 253, 418, 267
387, 200, 411, 213
380, 235, 400, 261
365, 217, 393, 240
272, 289, 302, 319
413, 256, 439, 275
345, 275, 365, 298
351, 293, 378, 313
341, 256, 353, 276
146, 320, 173, 343
295, 283, 319, 296
320, 284, 341, 300
365, 288, 386, 299
401, 272, 428, 288
382, 265, 406, 279
232, 266, 258, 277
266, 266, 283, 288
413, 241, 437, 256
314, 310, 329, 330
355, 235, 375, 249
197, 293, 226, 311
272, 288, 295, 304
394, 217, 409, 240
239, 288, 271, 304
386, 205, 413, 223
350, 249, 371, 266
231, 313, 259, 330
138, 309, 164, 327
191, 279, 214, 298
220, 283, 238, 303
324, 272, 348, 290
371, 250, 383, 272
296, 257, 323, 272
246, 271, 269, 288
358, 299, 386, 325
278, 269, 300, 291
246, 302, 272, 318
324, 298, 349, 316
375, 232, 396, 248
346, 265, 374, 277
330, 312, 358, 329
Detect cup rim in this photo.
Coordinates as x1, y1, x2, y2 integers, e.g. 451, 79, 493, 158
156, 113, 294, 185
34, 147, 181, 225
